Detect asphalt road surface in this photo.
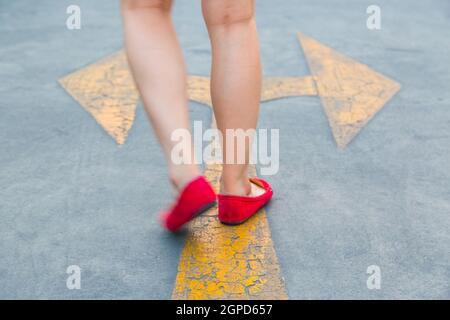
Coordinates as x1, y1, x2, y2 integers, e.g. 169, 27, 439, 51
1, 0, 449, 299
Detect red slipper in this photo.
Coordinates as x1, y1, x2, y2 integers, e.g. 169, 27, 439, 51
160, 176, 216, 232
218, 177, 273, 225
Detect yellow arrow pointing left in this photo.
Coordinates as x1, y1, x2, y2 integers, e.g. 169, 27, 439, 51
59, 52, 139, 145
59, 52, 318, 145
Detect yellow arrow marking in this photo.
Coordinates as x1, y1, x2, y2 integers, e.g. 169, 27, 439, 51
59, 35, 399, 147
298, 33, 401, 147
58, 34, 401, 300
188, 74, 317, 108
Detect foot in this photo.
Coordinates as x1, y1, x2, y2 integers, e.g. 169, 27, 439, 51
220, 177, 265, 197
217, 178, 273, 225
250, 181, 266, 197
161, 176, 217, 232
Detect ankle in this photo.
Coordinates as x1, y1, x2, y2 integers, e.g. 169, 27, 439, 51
220, 177, 251, 196
169, 165, 201, 191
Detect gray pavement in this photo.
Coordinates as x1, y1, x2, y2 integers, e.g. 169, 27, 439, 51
1, 0, 449, 299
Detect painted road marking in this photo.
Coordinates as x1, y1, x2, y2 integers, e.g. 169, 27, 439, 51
297, 33, 401, 147
172, 163, 288, 299
58, 33, 401, 300
59, 52, 139, 145
59, 33, 400, 148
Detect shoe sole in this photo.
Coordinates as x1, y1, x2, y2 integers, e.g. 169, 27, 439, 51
219, 211, 260, 226
194, 200, 217, 219
162, 200, 217, 232
219, 219, 248, 226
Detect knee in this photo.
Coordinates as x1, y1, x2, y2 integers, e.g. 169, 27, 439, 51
121, 0, 172, 13
202, 0, 255, 28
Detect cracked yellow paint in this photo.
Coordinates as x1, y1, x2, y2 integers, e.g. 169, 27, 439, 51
58, 55, 318, 145
59, 35, 400, 148
298, 33, 401, 148
59, 52, 139, 145
187, 76, 212, 106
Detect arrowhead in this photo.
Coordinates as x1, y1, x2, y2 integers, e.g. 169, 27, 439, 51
297, 33, 401, 148
59, 55, 214, 144
59, 51, 139, 145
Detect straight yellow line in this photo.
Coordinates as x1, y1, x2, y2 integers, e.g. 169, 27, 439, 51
172, 117, 288, 299
172, 164, 288, 300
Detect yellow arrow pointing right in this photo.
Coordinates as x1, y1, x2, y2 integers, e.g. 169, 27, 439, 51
298, 33, 401, 148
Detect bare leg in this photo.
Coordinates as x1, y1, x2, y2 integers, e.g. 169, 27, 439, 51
121, 0, 200, 190
202, 0, 263, 196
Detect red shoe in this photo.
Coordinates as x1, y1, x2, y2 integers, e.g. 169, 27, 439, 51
160, 176, 216, 232
218, 177, 273, 225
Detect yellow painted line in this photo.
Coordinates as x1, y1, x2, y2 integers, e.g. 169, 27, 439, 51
172, 163, 288, 300
171, 108, 287, 299
174, 75, 319, 299
58, 33, 402, 300
188, 75, 318, 108
261, 76, 317, 101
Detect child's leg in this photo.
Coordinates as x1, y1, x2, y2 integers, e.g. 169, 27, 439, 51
121, 0, 200, 190
202, 0, 263, 196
